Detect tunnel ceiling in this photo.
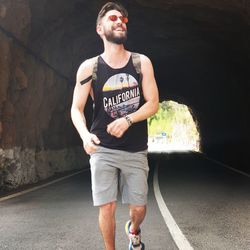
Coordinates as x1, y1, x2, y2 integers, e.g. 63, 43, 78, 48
0, 0, 250, 173
25, 0, 250, 80
2, 0, 249, 82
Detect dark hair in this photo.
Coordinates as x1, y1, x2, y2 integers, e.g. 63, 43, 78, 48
96, 2, 128, 26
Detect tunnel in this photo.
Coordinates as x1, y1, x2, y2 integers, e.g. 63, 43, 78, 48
0, 0, 249, 190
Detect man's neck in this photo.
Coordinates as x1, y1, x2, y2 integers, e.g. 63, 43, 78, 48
102, 42, 129, 68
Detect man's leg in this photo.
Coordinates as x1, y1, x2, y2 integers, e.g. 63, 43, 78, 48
99, 201, 117, 250
129, 205, 146, 233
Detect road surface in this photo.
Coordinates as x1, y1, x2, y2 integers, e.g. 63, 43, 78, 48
0, 152, 249, 249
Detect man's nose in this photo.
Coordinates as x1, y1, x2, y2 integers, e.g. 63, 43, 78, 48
116, 17, 123, 24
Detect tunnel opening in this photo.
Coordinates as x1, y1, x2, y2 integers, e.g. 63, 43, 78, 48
148, 100, 200, 153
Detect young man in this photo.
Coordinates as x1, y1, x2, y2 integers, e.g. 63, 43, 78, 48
71, 2, 159, 250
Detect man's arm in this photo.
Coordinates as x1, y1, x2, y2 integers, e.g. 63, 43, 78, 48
129, 54, 159, 122
71, 58, 100, 154
107, 54, 159, 137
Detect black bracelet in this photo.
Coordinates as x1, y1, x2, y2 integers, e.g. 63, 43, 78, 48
125, 115, 133, 126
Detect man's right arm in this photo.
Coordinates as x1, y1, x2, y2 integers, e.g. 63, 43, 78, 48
70, 58, 100, 154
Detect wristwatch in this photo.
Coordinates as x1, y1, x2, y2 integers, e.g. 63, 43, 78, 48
125, 115, 133, 126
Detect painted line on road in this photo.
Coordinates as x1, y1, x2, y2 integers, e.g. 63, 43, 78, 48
0, 169, 88, 202
197, 153, 250, 178
153, 163, 194, 250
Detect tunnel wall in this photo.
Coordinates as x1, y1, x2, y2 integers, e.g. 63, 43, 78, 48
0, 0, 249, 190
0, 0, 88, 191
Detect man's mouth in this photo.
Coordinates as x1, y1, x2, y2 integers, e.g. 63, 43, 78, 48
112, 26, 125, 32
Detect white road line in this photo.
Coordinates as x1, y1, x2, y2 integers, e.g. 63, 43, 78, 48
153, 163, 194, 250
0, 169, 88, 202
197, 153, 250, 178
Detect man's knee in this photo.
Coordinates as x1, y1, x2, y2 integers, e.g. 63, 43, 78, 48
129, 205, 146, 215
99, 201, 116, 216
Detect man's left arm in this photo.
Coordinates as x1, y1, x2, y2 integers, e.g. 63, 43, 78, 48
107, 54, 159, 138
129, 54, 159, 123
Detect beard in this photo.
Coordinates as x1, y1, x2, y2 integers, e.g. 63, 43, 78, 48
104, 27, 128, 45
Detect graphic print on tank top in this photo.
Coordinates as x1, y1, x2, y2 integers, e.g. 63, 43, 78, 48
102, 73, 140, 119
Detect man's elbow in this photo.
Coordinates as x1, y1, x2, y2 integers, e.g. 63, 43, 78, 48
152, 95, 159, 115
150, 99, 159, 116
70, 105, 80, 120
153, 101, 159, 115
70, 107, 75, 121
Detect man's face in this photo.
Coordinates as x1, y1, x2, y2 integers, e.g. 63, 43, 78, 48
98, 10, 128, 45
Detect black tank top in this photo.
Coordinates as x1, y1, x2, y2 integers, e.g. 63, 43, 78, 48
90, 55, 148, 152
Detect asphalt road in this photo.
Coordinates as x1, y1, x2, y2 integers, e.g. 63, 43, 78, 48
0, 152, 249, 250
156, 152, 250, 250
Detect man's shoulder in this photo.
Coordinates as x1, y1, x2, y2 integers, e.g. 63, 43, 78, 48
87, 55, 99, 64
131, 53, 153, 77
131, 52, 152, 68
131, 52, 151, 64
78, 56, 99, 71
138, 53, 151, 63
77, 56, 99, 77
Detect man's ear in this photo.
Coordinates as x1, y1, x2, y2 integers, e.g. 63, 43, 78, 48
96, 24, 103, 36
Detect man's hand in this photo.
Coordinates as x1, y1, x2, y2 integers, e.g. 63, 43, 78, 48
107, 117, 130, 138
83, 133, 100, 155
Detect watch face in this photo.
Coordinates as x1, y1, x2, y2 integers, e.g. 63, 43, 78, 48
126, 115, 132, 126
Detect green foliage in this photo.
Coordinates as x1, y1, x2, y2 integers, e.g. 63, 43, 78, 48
147, 100, 199, 141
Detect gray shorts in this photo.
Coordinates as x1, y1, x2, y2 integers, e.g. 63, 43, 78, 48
89, 146, 149, 207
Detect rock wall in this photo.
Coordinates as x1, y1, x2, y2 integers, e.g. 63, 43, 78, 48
0, 0, 87, 191
0, 147, 87, 190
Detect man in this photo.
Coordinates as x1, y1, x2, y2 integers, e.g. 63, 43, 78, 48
71, 2, 159, 250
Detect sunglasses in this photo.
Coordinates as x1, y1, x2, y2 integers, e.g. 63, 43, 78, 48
108, 15, 128, 24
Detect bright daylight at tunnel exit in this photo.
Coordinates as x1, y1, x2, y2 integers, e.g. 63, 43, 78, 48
147, 100, 200, 153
